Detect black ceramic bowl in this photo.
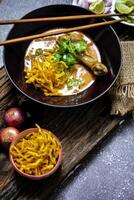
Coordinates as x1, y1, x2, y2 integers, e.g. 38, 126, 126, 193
4, 4, 122, 107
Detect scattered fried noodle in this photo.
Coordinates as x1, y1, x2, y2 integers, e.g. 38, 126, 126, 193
10, 125, 61, 176
24, 55, 69, 96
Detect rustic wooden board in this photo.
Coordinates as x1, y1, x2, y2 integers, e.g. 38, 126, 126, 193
0, 22, 134, 200
0, 66, 123, 200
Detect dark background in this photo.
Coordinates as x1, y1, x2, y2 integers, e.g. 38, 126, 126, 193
0, 1, 134, 200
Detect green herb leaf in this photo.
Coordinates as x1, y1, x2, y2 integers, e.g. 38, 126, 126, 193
75, 78, 82, 85
57, 40, 69, 53
35, 48, 43, 56
56, 38, 87, 67
53, 53, 62, 62
62, 53, 77, 66
73, 40, 87, 53
67, 78, 82, 90
67, 79, 74, 90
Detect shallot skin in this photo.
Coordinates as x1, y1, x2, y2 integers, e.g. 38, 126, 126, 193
0, 127, 20, 149
4, 107, 26, 128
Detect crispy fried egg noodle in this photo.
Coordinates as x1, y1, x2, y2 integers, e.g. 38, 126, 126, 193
10, 125, 61, 176
24, 31, 107, 96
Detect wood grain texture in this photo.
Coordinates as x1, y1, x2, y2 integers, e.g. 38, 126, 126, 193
0, 67, 16, 126
0, 13, 123, 25
0, 67, 122, 200
0, 19, 121, 46
0, 23, 133, 200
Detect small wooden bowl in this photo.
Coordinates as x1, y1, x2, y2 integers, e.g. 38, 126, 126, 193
9, 128, 63, 180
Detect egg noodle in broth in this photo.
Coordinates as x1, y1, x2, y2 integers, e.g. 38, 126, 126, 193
24, 30, 108, 96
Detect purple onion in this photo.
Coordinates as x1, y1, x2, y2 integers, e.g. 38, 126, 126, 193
77, 0, 112, 13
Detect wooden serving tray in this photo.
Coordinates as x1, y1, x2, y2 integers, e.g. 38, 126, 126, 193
0, 66, 122, 200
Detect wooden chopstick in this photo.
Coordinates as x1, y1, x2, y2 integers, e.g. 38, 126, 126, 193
0, 13, 124, 25
0, 19, 122, 46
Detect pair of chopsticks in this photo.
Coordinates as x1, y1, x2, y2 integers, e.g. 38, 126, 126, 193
0, 13, 123, 46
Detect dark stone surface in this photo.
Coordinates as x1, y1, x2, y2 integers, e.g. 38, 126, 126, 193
0, 1, 134, 200
50, 116, 134, 200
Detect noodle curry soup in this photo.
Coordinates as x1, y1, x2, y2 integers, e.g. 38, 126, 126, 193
24, 30, 108, 96
9, 126, 62, 180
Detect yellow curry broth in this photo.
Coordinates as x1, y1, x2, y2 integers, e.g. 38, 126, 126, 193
24, 31, 101, 96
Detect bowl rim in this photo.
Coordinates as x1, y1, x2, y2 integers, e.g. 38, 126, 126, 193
9, 127, 63, 180
4, 4, 122, 108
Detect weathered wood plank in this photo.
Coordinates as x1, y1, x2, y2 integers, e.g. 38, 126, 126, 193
0, 21, 133, 200
0, 67, 122, 200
